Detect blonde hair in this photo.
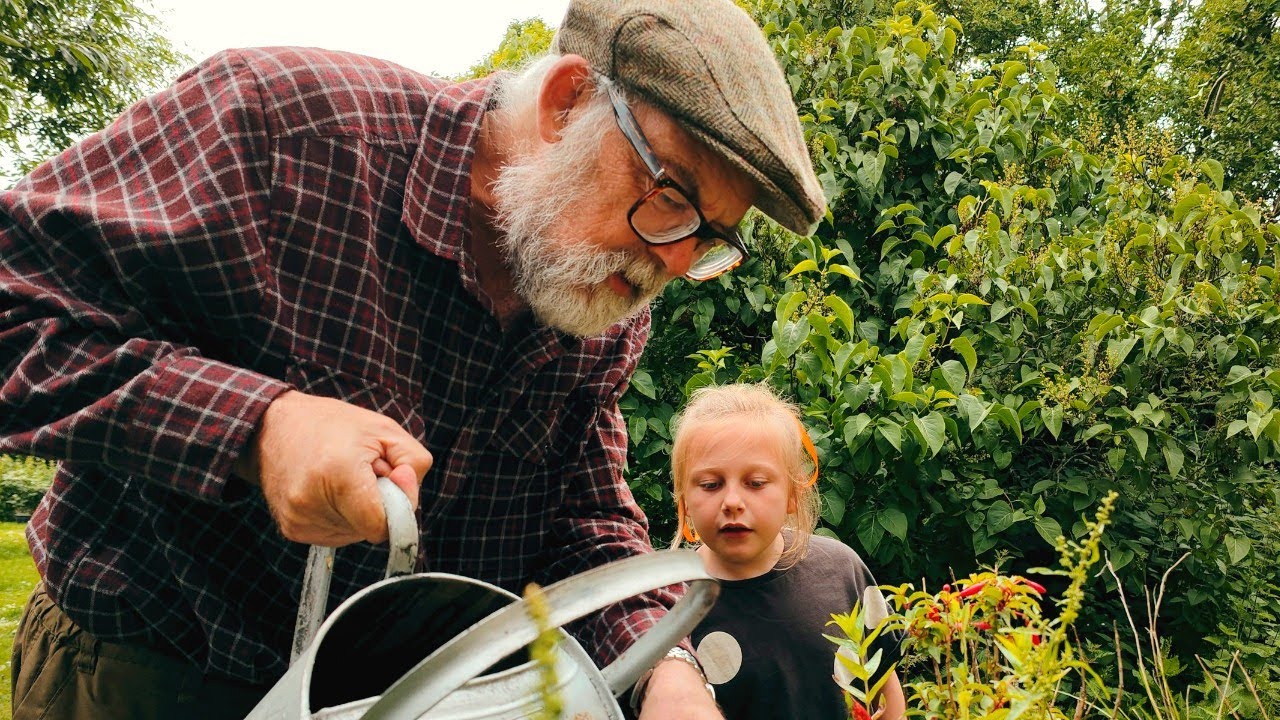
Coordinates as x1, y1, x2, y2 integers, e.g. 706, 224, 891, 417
668, 383, 821, 568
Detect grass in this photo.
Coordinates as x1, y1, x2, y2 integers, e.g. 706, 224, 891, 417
0, 522, 37, 720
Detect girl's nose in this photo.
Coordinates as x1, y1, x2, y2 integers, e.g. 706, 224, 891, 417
721, 485, 745, 512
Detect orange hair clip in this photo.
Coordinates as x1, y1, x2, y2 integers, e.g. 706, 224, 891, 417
795, 416, 820, 487
677, 497, 699, 543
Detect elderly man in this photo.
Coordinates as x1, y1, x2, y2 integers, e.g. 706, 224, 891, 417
0, 0, 824, 718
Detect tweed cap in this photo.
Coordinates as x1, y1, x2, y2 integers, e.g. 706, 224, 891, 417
553, 0, 826, 235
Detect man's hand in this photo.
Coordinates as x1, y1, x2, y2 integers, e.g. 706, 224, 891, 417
637, 657, 722, 720
235, 390, 433, 546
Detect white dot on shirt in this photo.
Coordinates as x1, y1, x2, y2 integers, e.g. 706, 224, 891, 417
696, 631, 743, 685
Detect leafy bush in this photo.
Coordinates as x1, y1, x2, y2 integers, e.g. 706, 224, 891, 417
831, 494, 1275, 719
0, 455, 53, 521
624, 0, 1280, 705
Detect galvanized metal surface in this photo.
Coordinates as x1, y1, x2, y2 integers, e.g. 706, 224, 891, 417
249, 480, 718, 720
360, 551, 717, 720
291, 478, 419, 663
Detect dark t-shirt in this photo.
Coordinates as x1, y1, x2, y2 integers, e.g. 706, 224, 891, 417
691, 535, 901, 719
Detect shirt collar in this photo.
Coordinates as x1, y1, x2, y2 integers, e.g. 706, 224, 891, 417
401, 73, 503, 269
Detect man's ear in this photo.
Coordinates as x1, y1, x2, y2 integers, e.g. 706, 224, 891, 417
536, 54, 595, 144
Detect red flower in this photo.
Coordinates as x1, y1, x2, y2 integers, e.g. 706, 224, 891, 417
851, 701, 872, 720
974, 621, 992, 631
957, 581, 988, 598
1014, 576, 1047, 594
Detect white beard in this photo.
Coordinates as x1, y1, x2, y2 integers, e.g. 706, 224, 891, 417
491, 102, 668, 338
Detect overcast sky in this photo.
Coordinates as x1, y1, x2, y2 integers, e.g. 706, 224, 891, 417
147, 1, 573, 78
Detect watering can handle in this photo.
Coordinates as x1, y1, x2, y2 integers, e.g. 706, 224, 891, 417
361, 550, 719, 720
290, 478, 418, 663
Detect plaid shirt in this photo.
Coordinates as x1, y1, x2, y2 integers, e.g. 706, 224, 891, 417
0, 47, 675, 685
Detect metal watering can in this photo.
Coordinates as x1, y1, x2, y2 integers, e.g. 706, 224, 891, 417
247, 479, 719, 720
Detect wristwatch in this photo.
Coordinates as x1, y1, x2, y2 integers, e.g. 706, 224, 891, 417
629, 646, 716, 715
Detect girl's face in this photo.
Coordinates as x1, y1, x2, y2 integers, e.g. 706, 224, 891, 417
682, 415, 798, 580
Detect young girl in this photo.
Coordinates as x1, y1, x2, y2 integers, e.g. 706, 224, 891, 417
670, 383, 906, 719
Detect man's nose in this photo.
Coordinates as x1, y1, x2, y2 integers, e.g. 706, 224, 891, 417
647, 236, 700, 279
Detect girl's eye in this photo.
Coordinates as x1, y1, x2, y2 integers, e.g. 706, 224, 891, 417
697, 480, 721, 491
747, 477, 770, 488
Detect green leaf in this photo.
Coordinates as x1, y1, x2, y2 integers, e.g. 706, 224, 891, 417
1202, 158, 1225, 190
1040, 404, 1063, 439
1034, 516, 1063, 545
914, 412, 947, 456
821, 490, 847, 526
1225, 365, 1254, 386
627, 414, 647, 445
993, 405, 1023, 443
877, 421, 903, 452
987, 501, 1015, 534
1162, 442, 1184, 479
1126, 428, 1149, 459
951, 336, 978, 376
957, 393, 991, 431
629, 369, 656, 399
1081, 423, 1111, 441
857, 513, 885, 554
828, 264, 861, 282
955, 293, 989, 307
776, 317, 811, 358
943, 171, 963, 195
844, 383, 872, 411
877, 507, 908, 542
939, 360, 967, 394
1107, 447, 1127, 471
787, 259, 820, 277
1224, 535, 1251, 564
1227, 419, 1249, 437
824, 295, 855, 334
843, 414, 873, 449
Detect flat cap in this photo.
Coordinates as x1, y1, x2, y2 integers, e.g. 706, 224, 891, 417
553, 0, 826, 235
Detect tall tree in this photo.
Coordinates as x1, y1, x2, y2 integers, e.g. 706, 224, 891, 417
1169, 0, 1280, 212
0, 0, 187, 182
455, 18, 554, 81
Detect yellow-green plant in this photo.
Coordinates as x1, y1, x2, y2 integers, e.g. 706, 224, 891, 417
523, 583, 563, 720
831, 492, 1119, 718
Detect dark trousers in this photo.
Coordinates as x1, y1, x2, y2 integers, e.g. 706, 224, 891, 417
11, 584, 268, 720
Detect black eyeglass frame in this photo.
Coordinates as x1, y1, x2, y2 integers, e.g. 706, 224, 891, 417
595, 74, 749, 281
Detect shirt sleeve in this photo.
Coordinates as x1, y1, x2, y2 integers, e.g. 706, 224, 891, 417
534, 311, 684, 668
0, 50, 290, 501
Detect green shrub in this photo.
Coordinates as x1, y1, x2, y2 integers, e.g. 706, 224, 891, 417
624, 0, 1280, 707
0, 455, 53, 521
831, 494, 1275, 719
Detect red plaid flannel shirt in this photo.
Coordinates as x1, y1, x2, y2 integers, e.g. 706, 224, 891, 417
0, 47, 675, 685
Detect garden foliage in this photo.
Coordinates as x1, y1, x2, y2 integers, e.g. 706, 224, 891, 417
0, 0, 187, 182
0, 455, 52, 521
621, 0, 1280, 705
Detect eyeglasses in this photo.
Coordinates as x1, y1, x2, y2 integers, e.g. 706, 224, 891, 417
596, 75, 749, 281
